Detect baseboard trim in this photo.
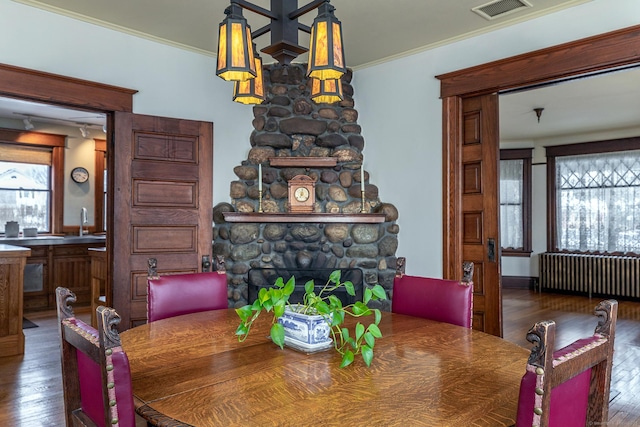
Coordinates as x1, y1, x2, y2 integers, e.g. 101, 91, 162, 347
502, 276, 536, 290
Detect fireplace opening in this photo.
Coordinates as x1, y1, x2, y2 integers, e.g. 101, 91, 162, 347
248, 267, 363, 306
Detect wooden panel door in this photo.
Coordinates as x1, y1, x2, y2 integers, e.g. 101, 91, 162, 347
460, 94, 502, 336
110, 112, 213, 329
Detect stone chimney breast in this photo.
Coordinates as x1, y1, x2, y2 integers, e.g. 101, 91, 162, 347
213, 64, 400, 310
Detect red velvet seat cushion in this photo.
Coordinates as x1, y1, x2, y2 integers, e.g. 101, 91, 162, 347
516, 368, 591, 427
109, 349, 137, 427
73, 319, 105, 427
147, 272, 228, 322
73, 318, 137, 427
392, 275, 473, 328
515, 335, 602, 426
77, 346, 106, 427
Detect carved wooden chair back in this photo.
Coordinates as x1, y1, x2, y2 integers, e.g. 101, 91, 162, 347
56, 287, 138, 427
515, 299, 618, 427
392, 258, 474, 328
146, 256, 228, 323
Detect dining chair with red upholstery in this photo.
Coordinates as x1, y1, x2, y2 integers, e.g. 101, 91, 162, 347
392, 257, 474, 328
515, 299, 618, 427
56, 286, 143, 427
146, 257, 228, 322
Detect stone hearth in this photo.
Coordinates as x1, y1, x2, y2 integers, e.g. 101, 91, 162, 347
213, 64, 399, 310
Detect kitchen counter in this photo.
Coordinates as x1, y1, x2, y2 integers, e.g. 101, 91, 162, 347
1, 236, 106, 311
0, 235, 106, 246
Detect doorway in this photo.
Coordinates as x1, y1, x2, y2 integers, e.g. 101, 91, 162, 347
0, 97, 108, 235
437, 24, 640, 337
0, 65, 215, 329
498, 66, 640, 287
0, 63, 135, 320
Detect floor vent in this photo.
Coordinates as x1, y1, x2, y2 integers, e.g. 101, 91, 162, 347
472, 0, 532, 21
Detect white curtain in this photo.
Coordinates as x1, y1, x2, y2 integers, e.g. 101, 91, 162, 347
556, 150, 640, 253
500, 159, 523, 249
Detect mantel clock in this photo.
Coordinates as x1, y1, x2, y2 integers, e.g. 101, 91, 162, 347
287, 175, 316, 213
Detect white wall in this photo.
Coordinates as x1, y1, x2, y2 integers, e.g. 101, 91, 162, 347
0, 0, 253, 210
354, 0, 640, 277
1, 0, 638, 277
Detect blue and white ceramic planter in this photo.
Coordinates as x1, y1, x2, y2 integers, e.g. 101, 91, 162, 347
278, 305, 333, 352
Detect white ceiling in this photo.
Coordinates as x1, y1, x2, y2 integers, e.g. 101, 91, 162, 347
4, 0, 639, 143
15, 0, 588, 68
499, 66, 640, 141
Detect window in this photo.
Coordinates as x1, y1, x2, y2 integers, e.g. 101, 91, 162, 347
0, 161, 51, 232
0, 128, 66, 234
547, 138, 640, 254
500, 149, 532, 255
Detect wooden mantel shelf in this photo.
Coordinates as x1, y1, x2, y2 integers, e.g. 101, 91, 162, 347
268, 157, 337, 168
223, 212, 386, 223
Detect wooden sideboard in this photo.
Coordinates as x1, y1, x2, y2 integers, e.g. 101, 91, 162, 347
0, 244, 31, 356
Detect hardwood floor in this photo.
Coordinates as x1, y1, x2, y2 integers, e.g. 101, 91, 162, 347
1, 290, 639, 426
503, 288, 640, 427
0, 308, 91, 427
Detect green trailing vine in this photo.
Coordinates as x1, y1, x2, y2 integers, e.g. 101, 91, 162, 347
235, 270, 387, 368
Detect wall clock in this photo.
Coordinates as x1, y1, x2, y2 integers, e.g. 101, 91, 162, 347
287, 175, 315, 213
71, 166, 89, 183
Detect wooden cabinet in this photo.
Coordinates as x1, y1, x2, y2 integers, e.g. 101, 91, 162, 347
89, 247, 107, 327
52, 244, 99, 306
0, 244, 30, 356
21, 241, 105, 312
23, 246, 50, 311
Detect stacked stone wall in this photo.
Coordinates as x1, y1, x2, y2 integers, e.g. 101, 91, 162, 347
213, 64, 399, 310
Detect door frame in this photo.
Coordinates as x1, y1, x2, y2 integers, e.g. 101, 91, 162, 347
0, 63, 137, 316
0, 64, 136, 113
437, 24, 640, 281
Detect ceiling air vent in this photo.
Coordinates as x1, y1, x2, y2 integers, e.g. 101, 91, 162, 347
472, 0, 532, 21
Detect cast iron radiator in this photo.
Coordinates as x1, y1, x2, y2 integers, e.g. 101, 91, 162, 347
247, 267, 363, 306
539, 252, 640, 298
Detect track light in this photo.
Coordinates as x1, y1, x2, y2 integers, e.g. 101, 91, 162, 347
79, 124, 90, 138
23, 117, 34, 130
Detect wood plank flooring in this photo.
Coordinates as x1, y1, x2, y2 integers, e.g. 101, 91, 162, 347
502, 288, 640, 427
1, 290, 639, 426
0, 308, 91, 426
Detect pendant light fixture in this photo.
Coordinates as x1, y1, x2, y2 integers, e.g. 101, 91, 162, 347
310, 77, 343, 104
216, 2, 257, 82
215, 0, 347, 104
233, 44, 265, 105
306, 2, 346, 81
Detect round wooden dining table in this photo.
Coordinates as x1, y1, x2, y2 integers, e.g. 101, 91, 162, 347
120, 309, 529, 427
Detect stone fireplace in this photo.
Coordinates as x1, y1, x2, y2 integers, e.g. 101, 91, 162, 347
213, 63, 399, 310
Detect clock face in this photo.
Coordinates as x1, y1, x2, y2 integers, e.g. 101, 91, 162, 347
294, 187, 310, 202
71, 167, 89, 183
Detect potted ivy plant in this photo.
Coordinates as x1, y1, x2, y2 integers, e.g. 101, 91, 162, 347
235, 270, 387, 368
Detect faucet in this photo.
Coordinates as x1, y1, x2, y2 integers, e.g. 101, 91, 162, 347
80, 207, 88, 236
